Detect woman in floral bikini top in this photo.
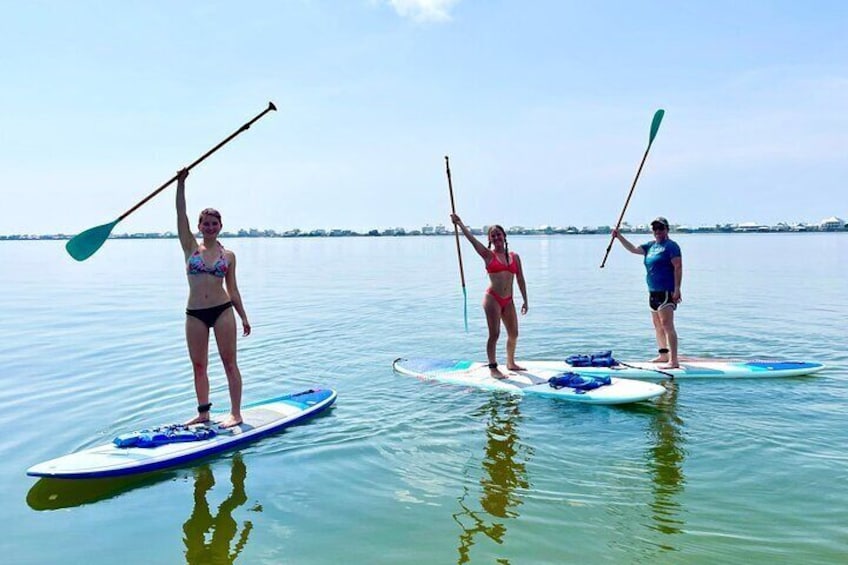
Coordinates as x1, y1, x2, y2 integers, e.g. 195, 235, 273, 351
177, 168, 251, 429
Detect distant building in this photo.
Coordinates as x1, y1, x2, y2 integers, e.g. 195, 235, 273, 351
819, 216, 845, 231
734, 222, 769, 233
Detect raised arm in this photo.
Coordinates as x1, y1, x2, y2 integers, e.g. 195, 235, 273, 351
176, 169, 196, 257
450, 214, 491, 260
612, 228, 645, 256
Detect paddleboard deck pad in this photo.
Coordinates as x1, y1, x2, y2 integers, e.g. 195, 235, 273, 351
536, 357, 826, 379
393, 358, 665, 405
27, 388, 336, 479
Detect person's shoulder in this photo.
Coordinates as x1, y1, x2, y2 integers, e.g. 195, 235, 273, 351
667, 239, 682, 254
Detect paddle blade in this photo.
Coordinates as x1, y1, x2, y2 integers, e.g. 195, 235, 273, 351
65, 219, 119, 261
649, 109, 665, 144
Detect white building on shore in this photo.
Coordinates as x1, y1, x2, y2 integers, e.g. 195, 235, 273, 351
819, 216, 845, 231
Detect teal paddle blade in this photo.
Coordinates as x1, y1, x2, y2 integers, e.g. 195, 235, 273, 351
65, 219, 119, 261
649, 109, 665, 144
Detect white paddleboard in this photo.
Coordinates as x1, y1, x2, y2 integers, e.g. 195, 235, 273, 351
530, 358, 827, 379
393, 358, 666, 405
27, 388, 336, 479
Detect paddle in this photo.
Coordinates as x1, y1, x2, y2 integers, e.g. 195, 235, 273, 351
600, 109, 665, 268
444, 155, 468, 332
65, 101, 277, 261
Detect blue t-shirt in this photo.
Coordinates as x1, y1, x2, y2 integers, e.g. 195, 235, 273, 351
639, 239, 681, 292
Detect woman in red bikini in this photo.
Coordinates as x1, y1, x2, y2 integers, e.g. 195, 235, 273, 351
177, 169, 251, 428
451, 214, 528, 379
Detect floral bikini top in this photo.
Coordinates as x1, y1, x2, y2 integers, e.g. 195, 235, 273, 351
186, 243, 229, 278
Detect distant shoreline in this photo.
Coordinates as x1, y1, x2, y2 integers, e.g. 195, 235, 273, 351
2, 225, 846, 241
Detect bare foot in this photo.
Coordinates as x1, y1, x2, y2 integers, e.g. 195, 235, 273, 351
185, 414, 210, 426
658, 363, 680, 370
507, 364, 526, 372
650, 355, 670, 363
218, 415, 243, 428
489, 368, 508, 380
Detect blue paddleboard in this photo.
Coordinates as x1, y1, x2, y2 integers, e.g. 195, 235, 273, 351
27, 388, 336, 479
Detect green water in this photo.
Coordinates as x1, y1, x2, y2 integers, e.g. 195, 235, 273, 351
3, 234, 846, 564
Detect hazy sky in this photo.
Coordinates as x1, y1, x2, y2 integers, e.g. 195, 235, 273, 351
1, 1, 846, 234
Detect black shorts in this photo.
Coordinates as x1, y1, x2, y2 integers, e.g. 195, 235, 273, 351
649, 291, 677, 312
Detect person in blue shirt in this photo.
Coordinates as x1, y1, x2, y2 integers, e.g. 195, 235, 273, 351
612, 216, 683, 368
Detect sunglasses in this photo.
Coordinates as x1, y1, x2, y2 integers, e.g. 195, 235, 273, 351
652, 225, 667, 232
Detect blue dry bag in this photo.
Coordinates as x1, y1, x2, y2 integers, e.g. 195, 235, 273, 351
565, 350, 619, 368
548, 372, 612, 392
114, 424, 217, 448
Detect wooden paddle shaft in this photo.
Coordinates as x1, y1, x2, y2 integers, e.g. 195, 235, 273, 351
118, 102, 277, 221
444, 156, 466, 287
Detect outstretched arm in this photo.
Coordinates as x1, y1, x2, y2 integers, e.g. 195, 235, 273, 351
176, 169, 196, 257
612, 228, 645, 256
450, 214, 491, 260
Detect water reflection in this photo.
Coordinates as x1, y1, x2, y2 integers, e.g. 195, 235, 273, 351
453, 394, 533, 564
27, 454, 257, 564
644, 381, 686, 541
27, 470, 177, 511
183, 454, 255, 564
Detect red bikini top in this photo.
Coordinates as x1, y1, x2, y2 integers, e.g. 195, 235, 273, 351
486, 252, 518, 274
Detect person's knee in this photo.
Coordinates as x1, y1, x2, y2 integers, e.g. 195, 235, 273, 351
220, 357, 239, 374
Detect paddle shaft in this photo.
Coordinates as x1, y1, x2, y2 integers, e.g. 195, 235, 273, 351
117, 102, 277, 222
599, 144, 652, 268
444, 156, 466, 288
600, 109, 664, 268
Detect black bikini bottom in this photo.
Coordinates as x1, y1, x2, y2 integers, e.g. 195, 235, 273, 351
186, 301, 233, 328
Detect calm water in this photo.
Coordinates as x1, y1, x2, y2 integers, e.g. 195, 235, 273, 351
2, 233, 846, 564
